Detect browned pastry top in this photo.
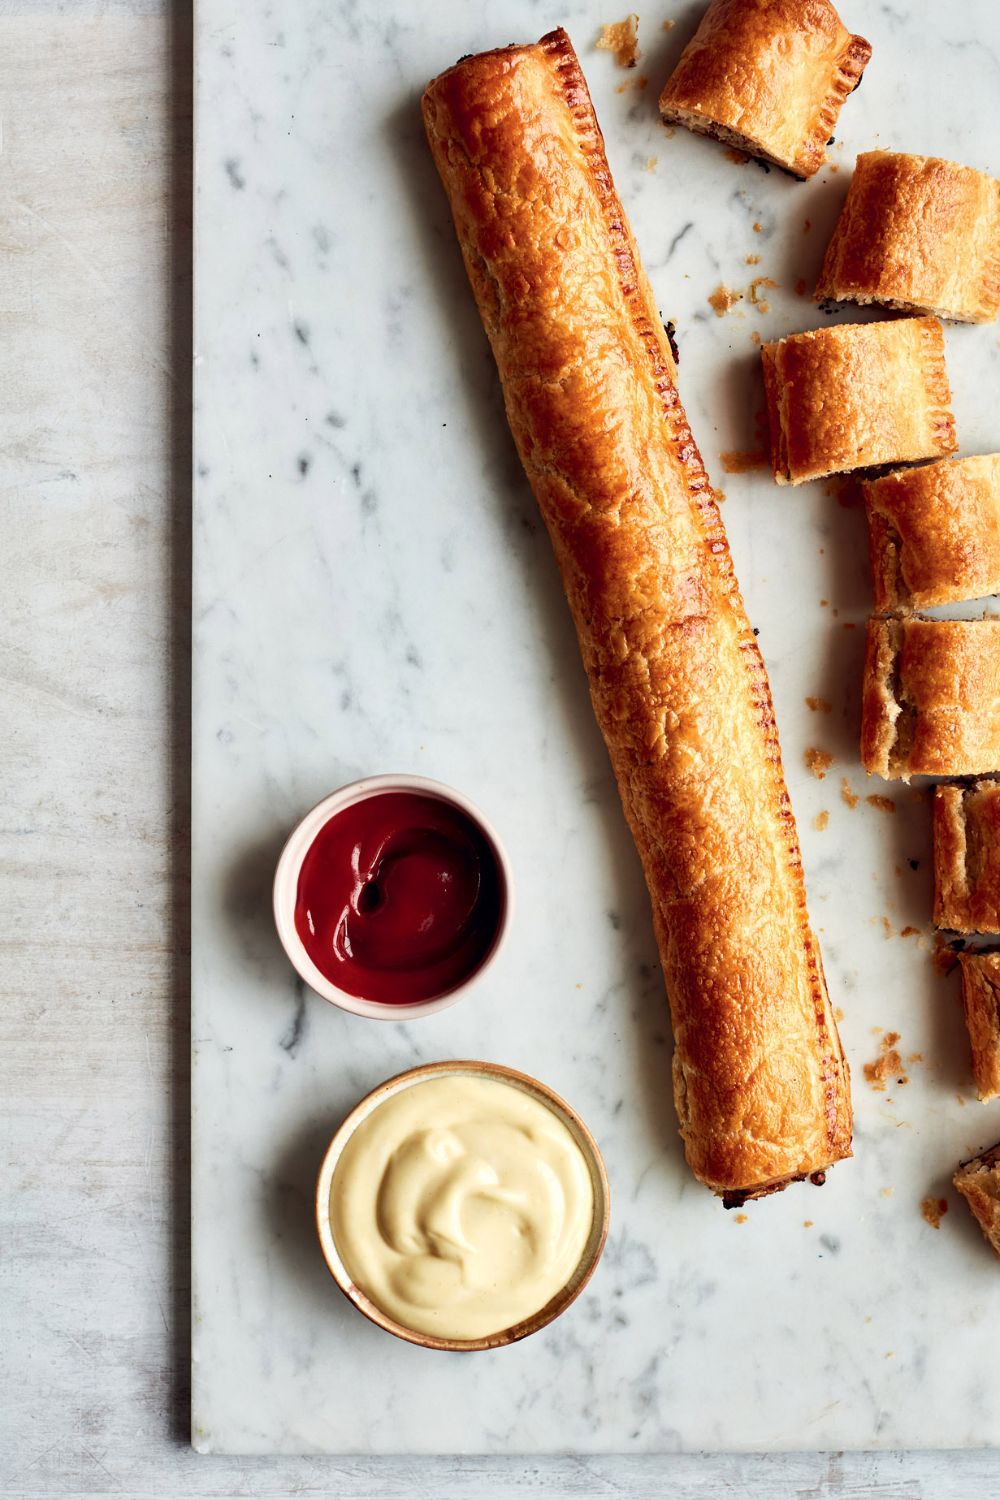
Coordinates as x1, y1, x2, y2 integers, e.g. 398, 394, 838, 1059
816, 151, 1000, 323
658, 0, 870, 178
423, 28, 852, 1199
933, 782, 1000, 935
861, 617, 1000, 780
956, 952, 1000, 1102
954, 1144, 1000, 1258
761, 318, 956, 486
864, 455, 1000, 613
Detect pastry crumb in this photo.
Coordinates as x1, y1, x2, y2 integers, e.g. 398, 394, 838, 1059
834, 1007, 844, 1022
900, 927, 920, 940
734, 1212, 748, 1224
813, 810, 830, 831
597, 14, 640, 66
795, 277, 807, 296
724, 148, 749, 165
662, 124, 675, 138
803, 1219, 813, 1227
881, 916, 893, 939
662, 17, 675, 29
749, 276, 779, 312
866, 794, 896, 814
921, 1197, 948, 1229
881, 1187, 893, 1198
645, 155, 658, 172
806, 696, 832, 713
839, 776, 857, 807
752, 222, 763, 233
907, 1051, 923, 1063
864, 1032, 905, 1090
745, 253, 761, 265
750, 330, 761, 346
805, 748, 833, 779
720, 449, 768, 473
616, 73, 648, 92
708, 284, 742, 316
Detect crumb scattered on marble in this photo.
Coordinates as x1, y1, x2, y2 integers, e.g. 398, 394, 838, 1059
795, 277, 807, 296
750, 330, 761, 346
720, 449, 768, 473
597, 14, 640, 66
645, 155, 658, 172
752, 221, 762, 233
708, 284, 743, 316
745, 253, 761, 265
956, 1093, 966, 1107
921, 1197, 948, 1229
866, 794, 896, 814
881, 1187, 893, 1198
805, 747, 833, 779
881, 915, 893, 939
820, 598, 829, 607
803, 1219, 813, 1227
662, 17, 675, 28
907, 1051, 923, 1063
900, 927, 919, 940
813, 810, 830, 831
864, 1031, 905, 1090
841, 778, 859, 809
725, 147, 749, 165
616, 73, 648, 92
734, 1212, 748, 1224
662, 124, 675, 138
749, 276, 779, 312
806, 695, 832, 713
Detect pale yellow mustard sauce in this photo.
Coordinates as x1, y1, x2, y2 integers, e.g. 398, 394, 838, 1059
329, 1073, 595, 1340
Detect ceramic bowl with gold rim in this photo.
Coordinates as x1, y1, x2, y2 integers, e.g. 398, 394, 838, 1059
315, 1060, 610, 1352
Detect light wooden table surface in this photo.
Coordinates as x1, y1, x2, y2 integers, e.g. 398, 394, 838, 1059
1, 7, 996, 1497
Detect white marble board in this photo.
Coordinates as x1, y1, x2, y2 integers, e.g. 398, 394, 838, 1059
192, 0, 1000, 1456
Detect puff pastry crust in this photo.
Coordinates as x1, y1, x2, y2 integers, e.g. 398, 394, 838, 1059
423, 29, 852, 1202
861, 617, 1000, 780
816, 151, 1000, 324
956, 953, 1000, 1102
933, 781, 1000, 934
865, 455, 1000, 613
658, 0, 870, 179
954, 1144, 1000, 1258
761, 318, 956, 486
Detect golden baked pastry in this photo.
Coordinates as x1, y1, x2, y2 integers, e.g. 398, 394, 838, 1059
761, 318, 956, 486
954, 1144, 1000, 1258
658, 0, 870, 179
933, 782, 1000, 934
956, 953, 1000, 1102
816, 151, 1000, 323
865, 455, 1000, 613
423, 29, 852, 1203
861, 617, 1000, 780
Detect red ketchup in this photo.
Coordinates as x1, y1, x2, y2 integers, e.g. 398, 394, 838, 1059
294, 791, 505, 1004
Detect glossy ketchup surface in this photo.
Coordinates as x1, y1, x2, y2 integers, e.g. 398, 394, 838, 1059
294, 791, 504, 1004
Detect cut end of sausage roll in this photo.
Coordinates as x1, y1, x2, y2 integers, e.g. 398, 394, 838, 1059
761, 318, 956, 486
861, 617, 1000, 780
954, 1143, 1000, 1257
424, 27, 852, 1202
933, 782, 1000, 935
658, 0, 870, 179
863, 455, 1000, 613
956, 953, 1000, 1102
816, 152, 1000, 324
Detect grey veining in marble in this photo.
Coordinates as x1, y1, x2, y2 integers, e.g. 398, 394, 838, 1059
193, 0, 1000, 1455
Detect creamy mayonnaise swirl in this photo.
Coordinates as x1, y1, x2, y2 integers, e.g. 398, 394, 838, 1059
329, 1073, 596, 1340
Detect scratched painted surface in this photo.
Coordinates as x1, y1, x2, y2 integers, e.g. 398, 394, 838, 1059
1, 4, 998, 1497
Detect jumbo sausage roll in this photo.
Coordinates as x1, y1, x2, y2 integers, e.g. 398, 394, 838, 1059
956, 953, 1000, 1103
658, 0, 870, 179
933, 781, 1000, 934
861, 617, 1000, 779
816, 151, 1000, 324
760, 318, 956, 486
865, 456, 1000, 613
423, 29, 852, 1202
